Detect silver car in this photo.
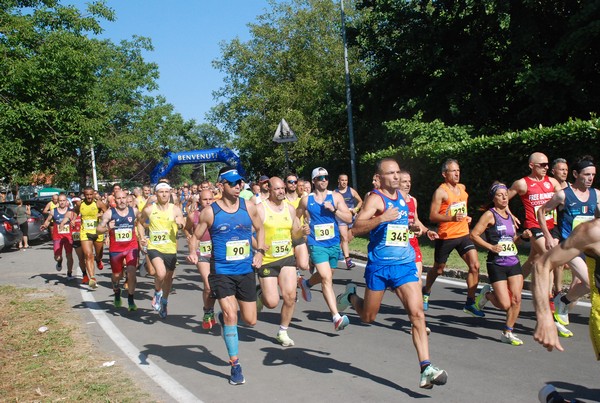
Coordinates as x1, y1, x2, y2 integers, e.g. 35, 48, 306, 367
0, 203, 49, 242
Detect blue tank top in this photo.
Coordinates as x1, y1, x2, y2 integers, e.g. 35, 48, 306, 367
307, 191, 340, 247
560, 185, 597, 240
210, 198, 254, 275
367, 189, 415, 265
335, 187, 355, 209
485, 208, 519, 266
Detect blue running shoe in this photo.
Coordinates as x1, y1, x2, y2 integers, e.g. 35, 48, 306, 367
229, 359, 245, 385
152, 291, 162, 312
423, 292, 430, 311
463, 303, 485, 318
336, 283, 356, 312
158, 298, 168, 319
334, 315, 350, 331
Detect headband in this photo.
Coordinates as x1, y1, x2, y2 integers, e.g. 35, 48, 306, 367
489, 184, 507, 200
573, 159, 595, 172
155, 182, 171, 191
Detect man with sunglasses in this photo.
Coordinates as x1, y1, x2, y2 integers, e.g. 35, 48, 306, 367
296, 167, 353, 331
187, 166, 266, 386
285, 174, 310, 274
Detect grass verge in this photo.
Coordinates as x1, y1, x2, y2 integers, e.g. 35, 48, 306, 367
0, 285, 155, 402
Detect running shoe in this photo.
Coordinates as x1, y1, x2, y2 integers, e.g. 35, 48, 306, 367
555, 321, 573, 338
475, 284, 491, 311
114, 293, 122, 308
422, 291, 430, 311
96, 260, 104, 270
159, 299, 168, 319
298, 277, 312, 302
501, 331, 524, 346
345, 258, 356, 269
463, 303, 485, 318
419, 365, 448, 389
334, 315, 350, 331
152, 291, 163, 311
229, 359, 245, 385
88, 277, 98, 290
202, 311, 216, 330
128, 302, 138, 312
553, 293, 569, 326
66, 272, 74, 281
256, 285, 263, 313
82, 275, 89, 285
55, 261, 62, 271
276, 330, 295, 347
336, 283, 356, 312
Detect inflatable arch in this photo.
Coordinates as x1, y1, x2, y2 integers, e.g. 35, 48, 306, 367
150, 147, 245, 184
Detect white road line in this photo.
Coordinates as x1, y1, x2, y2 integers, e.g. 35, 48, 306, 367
80, 289, 202, 403
351, 261, 592, 308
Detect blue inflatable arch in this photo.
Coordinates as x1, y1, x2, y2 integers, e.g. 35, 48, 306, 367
150, 147, 245, 184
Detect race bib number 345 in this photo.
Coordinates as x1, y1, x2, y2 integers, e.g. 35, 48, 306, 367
385, 224, 409, 247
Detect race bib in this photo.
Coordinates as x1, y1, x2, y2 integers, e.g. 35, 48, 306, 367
72, 232, 80, 241
498, 237, 517, 256
225, 240, 250, 261
449, 201, 466, 217
385, 224, 409, 247
271, 239, 292, 258
83, 219, 97, 230
534, 205, 554, 222
58, 224, 70, 234
573, 215, 594, 229
150, 230, 169, 245
314, 223, 335, 241
199, 240, 212, 257
114, 228, 133, 242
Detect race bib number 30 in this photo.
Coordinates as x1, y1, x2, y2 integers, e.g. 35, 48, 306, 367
314, 223, 335, 241
83, 219, 97, 230
385, 224, 409, 247
150, 230, 169, 245
226, 240, 250, 261
114, 228, 133, 242
498, 237, 517, 256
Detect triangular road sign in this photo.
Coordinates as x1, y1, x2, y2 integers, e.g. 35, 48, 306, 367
273, 118, 298, 143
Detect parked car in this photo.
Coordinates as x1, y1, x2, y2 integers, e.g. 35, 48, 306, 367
0, 202, 49, 242
0, 213, 23, 251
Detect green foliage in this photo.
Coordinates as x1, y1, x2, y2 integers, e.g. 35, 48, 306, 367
362, 117, 600, 224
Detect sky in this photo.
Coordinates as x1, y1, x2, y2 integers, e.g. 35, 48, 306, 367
67, 0, 273, 124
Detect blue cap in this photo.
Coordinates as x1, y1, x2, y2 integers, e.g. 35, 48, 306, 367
218, 168, 245, 183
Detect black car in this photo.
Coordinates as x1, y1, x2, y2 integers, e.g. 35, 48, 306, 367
0, 203, 49, 242
0, 212, 23, 251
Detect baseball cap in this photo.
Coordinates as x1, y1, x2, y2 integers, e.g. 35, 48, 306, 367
311, 167, 329, 180
218, 168, 245, 183
259, 175, 270, 183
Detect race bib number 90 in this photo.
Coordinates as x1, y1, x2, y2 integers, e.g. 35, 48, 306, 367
150, 230, 169, 245
385, 224, 409, 247
226, 240, 250, 261
114, 228, 133, 242
314, 223, 335, 241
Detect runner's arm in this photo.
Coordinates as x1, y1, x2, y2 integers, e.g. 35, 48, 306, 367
470, 211, 500, 253
96, 209, 113, 234
429, 187, 449, 223
536, 191, 564, 250
351, 188, 363, 214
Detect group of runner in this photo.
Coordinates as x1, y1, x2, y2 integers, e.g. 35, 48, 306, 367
37, 151, 599, 390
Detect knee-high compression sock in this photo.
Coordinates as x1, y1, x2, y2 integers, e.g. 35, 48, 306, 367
223, 325, 239, 357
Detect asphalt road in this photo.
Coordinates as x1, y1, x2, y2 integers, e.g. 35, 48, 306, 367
1, 239, 598, 402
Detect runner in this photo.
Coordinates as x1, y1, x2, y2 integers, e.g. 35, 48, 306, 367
422, 159, 483, 317
137, 182, 186, 319
550, 158, 570, 300
532, 218, 600, 361
187, 166, 266, 385
251, 175, 270, 204
62, 187, 107, 289
42, 194, 59, 215
256, 177, 309, 346
536, 156, 599, 332
40, 193, 74, 280
470, 182, 532, 346
296, 167, 353, 331
336, 158, 447, 389
184, 189, 217, 330
97, 190, 140, 311
284, 173, 309, 272
334, 173, 363, 269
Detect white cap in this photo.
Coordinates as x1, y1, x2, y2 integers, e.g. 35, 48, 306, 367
311, 167, 329, 180
155, 182, 172, 191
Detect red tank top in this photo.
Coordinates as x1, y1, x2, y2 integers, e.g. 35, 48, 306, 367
406, 194, 419, 249
520, 176, 555, 230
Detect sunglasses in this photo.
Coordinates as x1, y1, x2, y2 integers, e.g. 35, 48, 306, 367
287, 180, 298, 184
315, 175, 329, 181
222, 179, 242, 187
535, 162, 549, 168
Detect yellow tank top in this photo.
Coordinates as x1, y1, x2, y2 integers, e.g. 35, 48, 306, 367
148, 203, 178, 253
438, 183, 469, 240
79, 201, 100, 233
137, 196, 147, 212
263, 201, 293, 264
49, 201, 58, 210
